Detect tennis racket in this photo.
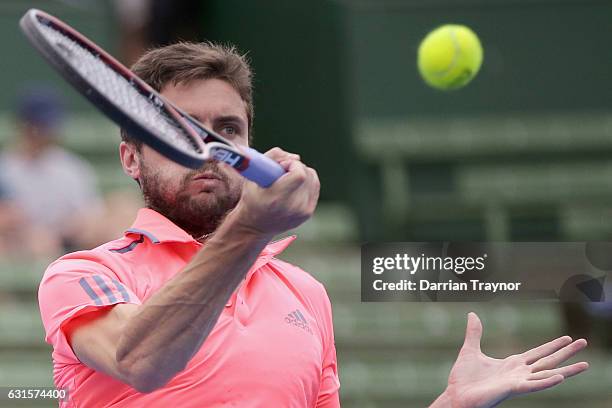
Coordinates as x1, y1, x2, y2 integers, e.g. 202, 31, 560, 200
19, 8, 285, 188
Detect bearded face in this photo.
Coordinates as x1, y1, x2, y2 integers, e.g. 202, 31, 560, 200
139, 157, 243, 239
121, 78, 251, 238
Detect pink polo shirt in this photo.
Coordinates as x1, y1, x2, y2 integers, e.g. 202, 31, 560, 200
38, 208, 340, 407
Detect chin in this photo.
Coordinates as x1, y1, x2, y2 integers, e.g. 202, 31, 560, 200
190, 196, 226, 211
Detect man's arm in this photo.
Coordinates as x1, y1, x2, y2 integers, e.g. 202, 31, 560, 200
65, 149, 320, 393
72, 215, 272, 393
429, 313, 588, 408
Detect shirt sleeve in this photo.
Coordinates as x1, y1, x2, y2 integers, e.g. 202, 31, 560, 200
316, 286, 341, 408
38, 256, 142, 365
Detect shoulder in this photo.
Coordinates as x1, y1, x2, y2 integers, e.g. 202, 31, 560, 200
38, 238, 144, 364
266, 257, 333, 327
269, 257, 329, 298
41, 236, 138, 285
47, 146, 85, 163
39, 236, 144, 323
0, 151, 21, 172
46, 147, 95, 174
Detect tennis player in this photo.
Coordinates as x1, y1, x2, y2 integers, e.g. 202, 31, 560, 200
38, 42, 588, 408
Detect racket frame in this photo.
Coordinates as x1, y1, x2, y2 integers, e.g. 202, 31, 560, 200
20, 9, 251, 171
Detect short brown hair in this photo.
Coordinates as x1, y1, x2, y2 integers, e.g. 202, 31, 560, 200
120, 41, 254, 147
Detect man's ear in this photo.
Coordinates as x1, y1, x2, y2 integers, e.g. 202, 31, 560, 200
119, 141, 142, 181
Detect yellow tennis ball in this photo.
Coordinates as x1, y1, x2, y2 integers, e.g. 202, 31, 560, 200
417, 24, 483, 90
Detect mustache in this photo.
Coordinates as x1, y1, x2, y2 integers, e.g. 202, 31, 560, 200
184, 161, 229, 184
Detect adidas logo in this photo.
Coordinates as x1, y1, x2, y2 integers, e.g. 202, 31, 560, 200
285, 309, 313, 334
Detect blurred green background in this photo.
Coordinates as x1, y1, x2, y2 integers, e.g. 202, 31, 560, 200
1, 0, 612, 407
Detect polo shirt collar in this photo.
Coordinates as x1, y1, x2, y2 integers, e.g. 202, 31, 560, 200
252, 233, 296, 272
125, 208, 297, 258
126, 208, 194, 244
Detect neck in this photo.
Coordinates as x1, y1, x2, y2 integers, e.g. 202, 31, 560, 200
143, 204, 227, 242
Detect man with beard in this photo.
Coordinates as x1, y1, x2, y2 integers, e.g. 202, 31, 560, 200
39, 42, 333, 408
38, 42, 588, 408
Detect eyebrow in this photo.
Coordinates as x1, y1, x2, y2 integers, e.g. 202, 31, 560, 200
186, 113, 246, 126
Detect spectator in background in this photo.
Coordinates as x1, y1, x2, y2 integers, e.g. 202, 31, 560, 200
0, 86, 103, 254
0, 176, 20, 253
0, 169, 60, 257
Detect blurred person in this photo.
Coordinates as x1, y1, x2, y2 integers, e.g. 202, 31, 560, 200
37, 42, 588, 408
0, 166, 61, 257
0, 86, 103, 254
73, 189, 144, 249
0, 176, 18, 253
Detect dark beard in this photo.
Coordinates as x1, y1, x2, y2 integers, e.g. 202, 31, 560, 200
140, 161, 241, 239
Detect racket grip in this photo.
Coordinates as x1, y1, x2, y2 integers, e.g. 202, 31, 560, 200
240, 147, 286, 187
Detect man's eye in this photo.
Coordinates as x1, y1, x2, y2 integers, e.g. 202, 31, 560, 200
222, 126, 237, 135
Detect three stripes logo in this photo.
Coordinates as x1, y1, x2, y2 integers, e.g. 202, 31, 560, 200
285, 309, 313, 334
79, 275, 131, 306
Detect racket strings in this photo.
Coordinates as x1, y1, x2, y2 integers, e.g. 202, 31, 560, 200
37, 22, 201, 153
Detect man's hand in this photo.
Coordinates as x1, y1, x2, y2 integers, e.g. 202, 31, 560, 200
233, 147, 320, 236
432, 312, 589, 408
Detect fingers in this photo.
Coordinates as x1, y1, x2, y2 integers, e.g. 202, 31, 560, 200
264, 147, 307, 186
262, 146, 320, 212
515, 374, 564, 394
511, 339, 588, 400
281, 159, 312, 191
268, 148, 319, 198
529, 362, 589, 380
306, 167, 321, 209
265, 147, 300, 163
530, 339, 588, 372
522, 336, 572, 364
462, 312, 483, 352
237, 146, 319, 234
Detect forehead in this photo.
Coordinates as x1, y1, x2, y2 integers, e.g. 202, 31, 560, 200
160, 78, 248, 124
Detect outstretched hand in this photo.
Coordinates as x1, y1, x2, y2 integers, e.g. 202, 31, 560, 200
431, 312, 588, 408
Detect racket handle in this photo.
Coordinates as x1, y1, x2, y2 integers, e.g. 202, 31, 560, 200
240, 147, 286, 187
